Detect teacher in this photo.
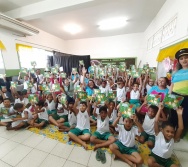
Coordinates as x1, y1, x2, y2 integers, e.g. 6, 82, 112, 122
170, 48, 188, 139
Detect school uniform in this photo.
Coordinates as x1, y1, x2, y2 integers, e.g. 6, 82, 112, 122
63, 110, 77, 127
15, 98, 29, 106
37, 107, 49, 126
70, 110, 90, 136
129, 90, 140, 107
114, 124, 138, 155
109, 109, 117, 124
141, 113, 155, 143
93, 115, 112, 140
56, 103, 68, 121
116, 87, 127, 103
151, 132, 174, 167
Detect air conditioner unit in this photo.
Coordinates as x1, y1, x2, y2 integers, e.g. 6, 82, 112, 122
0, 13, 39, 36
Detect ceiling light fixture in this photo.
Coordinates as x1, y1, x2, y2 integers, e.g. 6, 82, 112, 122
98, 17, 127, 30
63, 23, 82, 34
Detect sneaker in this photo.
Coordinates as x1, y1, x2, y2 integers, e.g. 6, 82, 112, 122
100, 150, 106, 164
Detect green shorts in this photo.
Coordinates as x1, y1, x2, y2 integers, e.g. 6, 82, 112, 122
91, 115, 97, 121
63, 122, 70, 127
69, 128, 90, 136
47, 109, 57, 115
140, 131, 155, 143
51, 114, 68, 121
0, 116, 5, 121
150, 152, 174, 167
114, 140, 137, 155
93, 131, 112, 140
36, 118, 49, 127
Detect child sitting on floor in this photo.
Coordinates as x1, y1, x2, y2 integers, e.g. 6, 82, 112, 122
109, 113, 143, 167
147, 103, 182, 167
58, 101, 77, 132
7, 103, 32, 130
28, 100, 49, 129
68, 98, 91, 149
90, 105, 116, 151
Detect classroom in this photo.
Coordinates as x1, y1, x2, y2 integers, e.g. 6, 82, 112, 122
0, 0, 188, 167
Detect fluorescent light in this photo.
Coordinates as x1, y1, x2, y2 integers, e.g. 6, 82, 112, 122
98, 17, 127, 30
63, 23, 82, 34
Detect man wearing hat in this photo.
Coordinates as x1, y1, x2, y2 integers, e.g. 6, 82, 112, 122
169, 48, 188, 141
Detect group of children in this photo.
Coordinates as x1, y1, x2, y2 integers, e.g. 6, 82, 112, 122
0, 65, 182, 167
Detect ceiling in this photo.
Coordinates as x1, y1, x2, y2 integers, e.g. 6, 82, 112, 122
1, 0, 166, 40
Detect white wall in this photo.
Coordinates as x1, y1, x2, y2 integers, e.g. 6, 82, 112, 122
143, 0, 188, 67
65, 33, 145, 66
0, 27, 66, 70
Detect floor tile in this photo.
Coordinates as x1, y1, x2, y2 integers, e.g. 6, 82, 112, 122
0, 136, 7, 145
88, 151, 112, 167
174, 150, 188, 167
0, 160, 12, 167
51, 143, 74, 159
111, 158, 130, 167
35, 138, 58, 153
0, 130, 18, 139
63, 160, 86, 167
2, 144, 32, 166
68, 147, 92, 166
22, 133, 44, 148
10, 130, 33, 143
39, 154, 66, 167
174, 139, 188, 152
16, 149, 48, 167
0, 140, 19, 158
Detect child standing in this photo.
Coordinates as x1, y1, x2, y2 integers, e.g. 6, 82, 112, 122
90, 105, 116, 150
147, 104, 182, 167
109, 113, 143, 167
68, 98, 91, 149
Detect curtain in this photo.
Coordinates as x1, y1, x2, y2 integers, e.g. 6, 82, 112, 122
156, 39, 188, 62
51, 51, 90, 75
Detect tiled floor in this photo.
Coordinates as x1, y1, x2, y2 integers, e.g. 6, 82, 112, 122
0, 126, 187, 167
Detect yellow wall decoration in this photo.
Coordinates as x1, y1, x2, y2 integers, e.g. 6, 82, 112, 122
0, 41, 6, 50
157, 39, 188, 62
16, 43, 32, 51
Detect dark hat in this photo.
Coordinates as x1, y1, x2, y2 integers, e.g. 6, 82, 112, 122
175, 48, 188, 60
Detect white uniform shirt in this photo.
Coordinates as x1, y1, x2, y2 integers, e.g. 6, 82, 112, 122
109, 109, 117, 123
38, 107, 48, 120
76, 110, 90, 130
142, 113, 155, 135
96, 115, 110, 134
99, 86, 109, 96
68, 111, 77, 126
116, 87, 127, 101
146, 84, 152, 94
23, 81, 29, 90
130, 90, 140, 99
15, 98, 29, 106
57, 103, 68, 116
152, 132, 174, 159
31, 83, 37, 94
46, 100, 56, 111
118, 124, 138, 147
21, 108, 33, 121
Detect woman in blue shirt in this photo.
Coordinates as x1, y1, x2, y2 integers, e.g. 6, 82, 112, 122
169, 48, 188, 140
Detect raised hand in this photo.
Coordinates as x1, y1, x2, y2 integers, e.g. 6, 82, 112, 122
176, 106, 183, 115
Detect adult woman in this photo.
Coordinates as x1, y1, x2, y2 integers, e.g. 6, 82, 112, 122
147, 77, 169, 101
169, 48, 188, 139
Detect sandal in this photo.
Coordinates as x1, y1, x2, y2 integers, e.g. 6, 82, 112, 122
100, 150, 106, 164
96, 148, 102, 161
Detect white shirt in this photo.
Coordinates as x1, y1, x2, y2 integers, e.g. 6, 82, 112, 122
116, 87, 127, 101
146, 84, 152, 94
130, 90, 140, 99
96, 115, 110, 134
46, 100, 56, 111
68, 111, 77, 126
23, 81, 29, 90
142, 113, 155, 135
109, 109, 117, 123
57, 103, 68, 116
21, 108, 33, 121
76, 110, 90, 130
15, 98, 29, 106
118, 124, 138, 147
99, 86, 109, 96
38, 107, 48, 120
152, 132, 174, 159
36, 74, 44, 84
31, 83, 37, 94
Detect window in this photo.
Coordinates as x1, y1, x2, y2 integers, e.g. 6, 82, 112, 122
18, 47, 53, 68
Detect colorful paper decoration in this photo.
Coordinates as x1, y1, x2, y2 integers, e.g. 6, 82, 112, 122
20, 68, 28, 74
60, 94, 67, 105
147, 94, 161, 106
119, 102, 136, 118
108, 91, 116, 101
60, 72, 66, 78
52, 84, 60, 92
11, 81, 17, 88
163, 94, 184, 109
77, 92, 87, 102
28, 94, 39, 103
95, 93, 106, 104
